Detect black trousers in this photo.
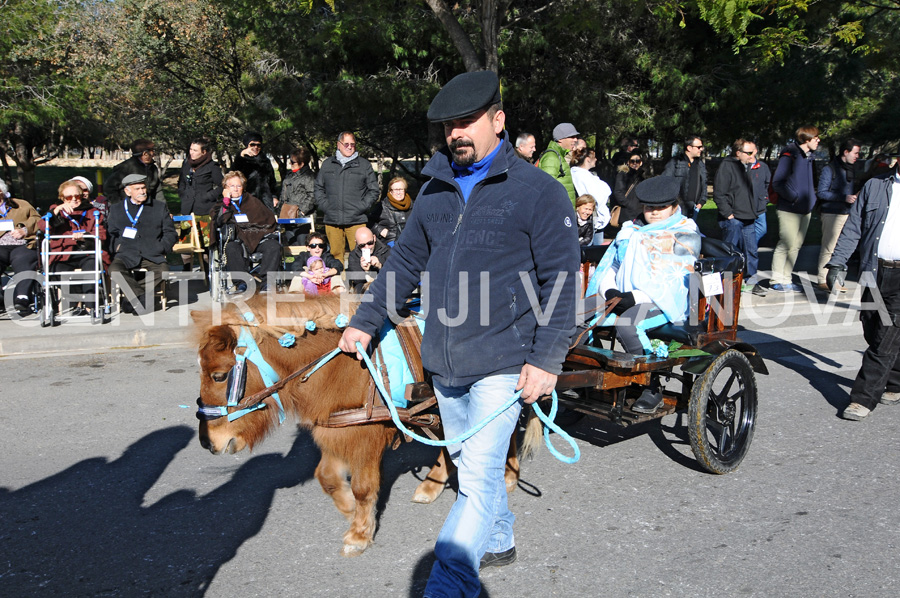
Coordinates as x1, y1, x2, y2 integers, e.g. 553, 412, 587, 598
849, 266, 900, 410
109, 258, 168, 307
224, 238, 281, 280
51, 256, 100, 299
0, 244, 38, 300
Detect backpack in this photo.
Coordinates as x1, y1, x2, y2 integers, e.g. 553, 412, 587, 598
539, 148, 566, 179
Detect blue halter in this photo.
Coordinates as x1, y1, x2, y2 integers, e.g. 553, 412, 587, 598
196, 326, 287, 424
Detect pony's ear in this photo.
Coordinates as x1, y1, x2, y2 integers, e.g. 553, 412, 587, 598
206, 325, 238, 353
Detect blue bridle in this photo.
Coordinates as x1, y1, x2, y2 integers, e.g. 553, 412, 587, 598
196, 327, 287, 424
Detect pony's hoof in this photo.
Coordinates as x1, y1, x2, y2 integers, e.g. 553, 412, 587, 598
340, 543, 367, 557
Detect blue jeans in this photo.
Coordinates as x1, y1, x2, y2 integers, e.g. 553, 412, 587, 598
424, 374, 522, 598
755, 211, 767, 243
719, 218, 759, 278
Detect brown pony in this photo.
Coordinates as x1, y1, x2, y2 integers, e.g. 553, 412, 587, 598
191, 294, 521, 557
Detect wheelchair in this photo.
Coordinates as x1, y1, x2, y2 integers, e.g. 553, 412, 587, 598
208, 216, 315, 302
37, 212, 111, 326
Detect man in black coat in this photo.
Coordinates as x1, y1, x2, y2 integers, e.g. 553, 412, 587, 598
108, 174, 177, 313
103, 139, 167, 205
314, 131, 380, 264
715, 139, 765, 294
345, 226, 390, 293
661, 134, 707, 218
232, 132, 278, 214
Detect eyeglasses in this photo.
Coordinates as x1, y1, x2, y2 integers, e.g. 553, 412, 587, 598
690, 145, 705, 150
359, 240, 375, 247
341, 142, 356, 149
629, 159, 643, 164
390, 188, 406, 193
308, 242, 325, 249
62, 194, 81, 201
248, 142, 262, 147
225, 183, 243, 189
738, 149, 757, 156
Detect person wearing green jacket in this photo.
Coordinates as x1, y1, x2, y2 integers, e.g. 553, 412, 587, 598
538, 123, 579, 205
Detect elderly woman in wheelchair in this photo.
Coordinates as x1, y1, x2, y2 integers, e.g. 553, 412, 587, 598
585, 176, 701, 414
212, 171, 280, 294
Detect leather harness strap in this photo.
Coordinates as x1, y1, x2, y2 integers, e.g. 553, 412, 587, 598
570, 297, 621, 349
395, 319, 425, 383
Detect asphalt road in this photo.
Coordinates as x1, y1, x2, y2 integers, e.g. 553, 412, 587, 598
2, 291, 898, 598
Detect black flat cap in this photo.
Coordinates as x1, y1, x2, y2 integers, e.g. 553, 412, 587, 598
427, 71, 501, 123
635, 176, 681, 206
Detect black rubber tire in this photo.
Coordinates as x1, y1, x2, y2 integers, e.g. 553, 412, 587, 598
688, 349, 758, 474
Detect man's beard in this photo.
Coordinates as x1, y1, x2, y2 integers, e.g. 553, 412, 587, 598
450, 139, 476, 168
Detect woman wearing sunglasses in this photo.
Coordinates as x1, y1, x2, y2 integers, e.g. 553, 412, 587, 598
46, 180, 111, 315
289, 231, 343, 284
611, 148, 647, 226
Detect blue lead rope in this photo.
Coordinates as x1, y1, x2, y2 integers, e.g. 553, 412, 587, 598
352, 341, 580, 464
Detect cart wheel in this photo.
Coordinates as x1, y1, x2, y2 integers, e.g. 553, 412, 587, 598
688, 349, 757, 474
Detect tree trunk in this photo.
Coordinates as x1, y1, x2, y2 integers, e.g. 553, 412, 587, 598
425, 0, 484, 72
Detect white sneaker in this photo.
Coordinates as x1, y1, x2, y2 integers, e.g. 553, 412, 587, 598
880, 392, 900, 406
841, 403, 871, 421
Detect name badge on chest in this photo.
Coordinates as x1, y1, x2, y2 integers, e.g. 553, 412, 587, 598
123, 227, 138, 239
234, 214, 249, 223
0, 219, 13, 232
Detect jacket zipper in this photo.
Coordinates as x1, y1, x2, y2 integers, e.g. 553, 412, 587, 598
441, 166, 509, 381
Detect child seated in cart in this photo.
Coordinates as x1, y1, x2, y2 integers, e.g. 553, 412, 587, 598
585, 176, 701, 414
297, 255, 344, 295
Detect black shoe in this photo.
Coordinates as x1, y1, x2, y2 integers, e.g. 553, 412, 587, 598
14, 295, 32, 317
121, 300, 135, 315
632, 387, 663, 414
479, 547, 517, 570
72, 305, 89, 317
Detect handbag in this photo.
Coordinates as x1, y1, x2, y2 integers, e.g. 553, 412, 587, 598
608, 206, 622, 228
279, 203, 300, 220
608, 180, 638, 229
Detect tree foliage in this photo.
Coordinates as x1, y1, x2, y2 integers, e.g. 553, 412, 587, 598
2, 0, 899, 203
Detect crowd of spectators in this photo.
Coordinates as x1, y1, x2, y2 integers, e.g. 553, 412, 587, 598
1, 125, 896, 321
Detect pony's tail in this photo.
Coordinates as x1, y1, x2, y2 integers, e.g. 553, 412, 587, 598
519, 409, 543, 461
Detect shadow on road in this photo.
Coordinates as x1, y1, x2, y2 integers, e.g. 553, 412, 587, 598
0, 425, 318, 597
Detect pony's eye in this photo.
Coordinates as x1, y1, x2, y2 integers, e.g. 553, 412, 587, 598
212, 372, 228, 383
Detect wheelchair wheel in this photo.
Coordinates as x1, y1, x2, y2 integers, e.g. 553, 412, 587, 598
688, 349, 757, 474
208, 248, 226, 302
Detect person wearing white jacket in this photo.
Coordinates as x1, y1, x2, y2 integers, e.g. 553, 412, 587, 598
570, 146, 611, 244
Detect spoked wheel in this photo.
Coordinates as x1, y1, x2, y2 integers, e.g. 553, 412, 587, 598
208, 249, 226, 302
688, 349, 758, 474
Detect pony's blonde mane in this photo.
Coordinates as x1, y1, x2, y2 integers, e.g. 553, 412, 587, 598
191, 293, 359, 344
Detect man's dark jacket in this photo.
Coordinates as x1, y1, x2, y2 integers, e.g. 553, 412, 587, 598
103, 156, 166, 205
662, 153, 707, 215
107, 197, 176, 269
714, 157, 757, 221
346, 238, 391, 293
177, 159, 223, 216
817, 157, 857, 215
314, 155, 379, 226
349, 140, 580, 387
773, 143, 817, 214
749, 160, 772, 215
233, 154, 278, 213
829, 172, 897, 279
